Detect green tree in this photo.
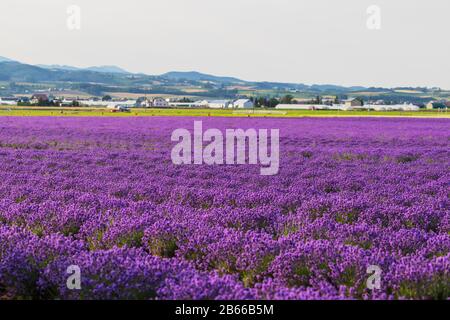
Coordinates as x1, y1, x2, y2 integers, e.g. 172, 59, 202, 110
315, 96, 322, 104
334, 96, 340, 104
280, 94, 294, 104
268, 97, 280, 108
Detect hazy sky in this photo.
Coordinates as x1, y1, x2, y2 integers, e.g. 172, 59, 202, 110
0, 0, 449, 88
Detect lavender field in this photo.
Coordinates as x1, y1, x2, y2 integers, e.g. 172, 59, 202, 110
0, 116, 449, 300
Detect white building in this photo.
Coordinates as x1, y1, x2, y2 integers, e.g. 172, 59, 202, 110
367, 104, 420, 111
275, 104, 326, 110
343, 98, 363, 108
207, 100, 232, 109
152, 97, 169, 108
232, 99, 254, 109
0, 97, 18, 106
79, 99, 136, 107
192, 100, 210, 107
169, 102, 197, 107
135, 97, 152, 108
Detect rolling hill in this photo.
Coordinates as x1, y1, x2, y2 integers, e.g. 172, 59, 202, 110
161, 71, 244, 84
0, 56, 15, 63
0, 56, 445, 104
38, 64, 130, 74
0, 61, 133, 84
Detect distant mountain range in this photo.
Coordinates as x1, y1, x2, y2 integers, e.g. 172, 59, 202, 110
0, 61, 136, 85
0, 56, 14, 63
0, 55, 444, 102
0, 55, 367, 92
161, 71, 244, 84
37, 64, 130, 74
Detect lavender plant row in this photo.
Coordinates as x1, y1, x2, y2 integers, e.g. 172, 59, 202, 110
0, 116, 448, 300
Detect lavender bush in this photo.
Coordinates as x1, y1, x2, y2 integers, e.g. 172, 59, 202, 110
0, 116, 448, 300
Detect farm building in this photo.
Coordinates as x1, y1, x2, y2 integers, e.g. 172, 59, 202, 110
275, 104, 327, 110
367, 104, 420, 111
79, 99, 136, 107
30, 93, 54, 104
0, 97, 18, 105
192, 100, 210, 107
232, 99, 254, 109
343, 98, 363, 108
169, 102, 198, 107
207, 100, 232, 109
152, 97, 169, 108
321, 97, 337, 105
135, 97, 152, 108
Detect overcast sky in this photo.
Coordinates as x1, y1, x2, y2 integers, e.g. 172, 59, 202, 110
0, 0, 449, 88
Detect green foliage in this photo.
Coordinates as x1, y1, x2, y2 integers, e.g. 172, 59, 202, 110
398, 276, 450, 300
148, 238, 178, 258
